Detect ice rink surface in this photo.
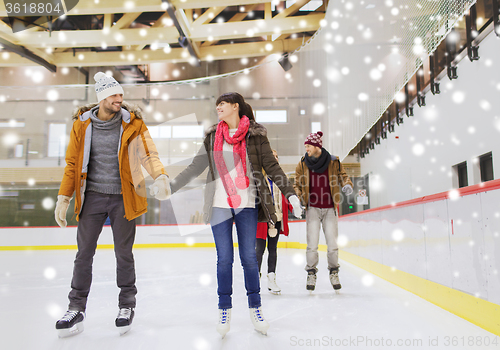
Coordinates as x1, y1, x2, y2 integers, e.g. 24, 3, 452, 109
0, 248, 496, 350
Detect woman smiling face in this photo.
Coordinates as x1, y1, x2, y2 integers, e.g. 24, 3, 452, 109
216, 100, 240, 129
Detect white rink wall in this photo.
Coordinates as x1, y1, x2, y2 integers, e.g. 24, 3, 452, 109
338, 181, 500, 306
360, 31, 500, 209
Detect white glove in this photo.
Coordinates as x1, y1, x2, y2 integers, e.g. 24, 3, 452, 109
342, 184, 353, 196
268, 224, 278, 238
288, 195, 303, 218
54, 195, 71, 228
149, 174, 171, 200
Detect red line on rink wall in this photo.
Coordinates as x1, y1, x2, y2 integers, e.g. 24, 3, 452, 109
340, 179, 500, 219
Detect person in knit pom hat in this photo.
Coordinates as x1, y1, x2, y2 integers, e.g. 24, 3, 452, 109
53, 72, 171, 337
294, 130, 353, 293
94, 71, 124, 102
170, 92, 302, 338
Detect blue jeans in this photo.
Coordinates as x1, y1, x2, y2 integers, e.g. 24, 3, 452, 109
211, 207, 261, 309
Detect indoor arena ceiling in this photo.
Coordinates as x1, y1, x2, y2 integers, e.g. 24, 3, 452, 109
0, 0, 327, 72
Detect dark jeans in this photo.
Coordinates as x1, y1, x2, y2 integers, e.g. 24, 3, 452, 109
211, 207, 261, 309
68, 191, 137, 311
256, 221, 281, 274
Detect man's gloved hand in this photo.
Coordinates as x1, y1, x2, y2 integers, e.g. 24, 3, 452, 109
342, 184, 353, 196
149, 174, 171, 200
54, 195, 72, 228
288, 195, 303, 218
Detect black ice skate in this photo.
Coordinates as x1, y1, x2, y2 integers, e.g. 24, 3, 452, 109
306, 269, 317, 292
55, 310, 85, 338
329, 268, 341, 294
115, 308, 134, 335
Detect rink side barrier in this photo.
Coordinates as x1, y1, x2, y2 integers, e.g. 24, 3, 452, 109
0, 241, 309, 251
337, 179, 500, 336
0, 221, 307, 251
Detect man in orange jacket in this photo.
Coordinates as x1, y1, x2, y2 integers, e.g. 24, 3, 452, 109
53, 72, 171, 337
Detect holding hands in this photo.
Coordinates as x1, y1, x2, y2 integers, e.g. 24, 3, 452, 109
288, 195, 303, 218
149, 174, 172, 200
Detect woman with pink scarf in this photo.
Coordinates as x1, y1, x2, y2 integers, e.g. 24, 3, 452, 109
171, 92, 302, 338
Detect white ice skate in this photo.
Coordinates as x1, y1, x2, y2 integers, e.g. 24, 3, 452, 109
115, 308, 134, 335
216, 308, 231, 339
306, 270, 317, 293
249, 307, 269, 335
55, 310, 85, 338
329, 268, 341, 294
267, 272, 281, 294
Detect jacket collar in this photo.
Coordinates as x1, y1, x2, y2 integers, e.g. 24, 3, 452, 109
300, 154, 338, 162
74, 101, 142, 124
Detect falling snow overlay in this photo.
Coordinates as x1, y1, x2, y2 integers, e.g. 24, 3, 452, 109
0, 0, 499, 348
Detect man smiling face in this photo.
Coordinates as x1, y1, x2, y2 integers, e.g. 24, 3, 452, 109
305, 144, 322, 158
101, 94, 123, 115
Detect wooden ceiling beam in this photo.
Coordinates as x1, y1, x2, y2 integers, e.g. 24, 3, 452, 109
15, 26, 180, 48
103, 14, 113, 30
112, 13, 142, 30
132, 13, 172, 51
228, 4, 259, 22
0, 20, 56, 67
171, 0, 268, 10
13, 14, 322, 48
0, 38, 306, 67
191, 7, 226, 26
274, 0, 311, 18
201, 4, 258, 47
190, 13, 323, 41
265, 3, 272, 40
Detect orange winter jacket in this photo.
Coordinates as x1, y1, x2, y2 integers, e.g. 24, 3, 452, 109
58, 102, 166, 221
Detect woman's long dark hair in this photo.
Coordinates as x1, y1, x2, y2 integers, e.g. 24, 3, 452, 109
216, 92, 255, 121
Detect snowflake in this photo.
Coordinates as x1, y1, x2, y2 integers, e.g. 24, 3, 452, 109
198, 273, 212, 286
412, 143, 425, 156
44, 267, 57, 280
392, 229, 404, 242
361, 274, 374, 286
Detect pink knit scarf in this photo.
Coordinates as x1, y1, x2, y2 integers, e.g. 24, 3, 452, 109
214, 116, 250, 208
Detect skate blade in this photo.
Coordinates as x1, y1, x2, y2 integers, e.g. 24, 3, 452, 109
254, 328, 268, 336
216, 326, 230, 339
335, 290, 341, 295
217, 330, 229, 339
57, 323, 84, 338
118, 325, 131, 336
268, 289, 281, 295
